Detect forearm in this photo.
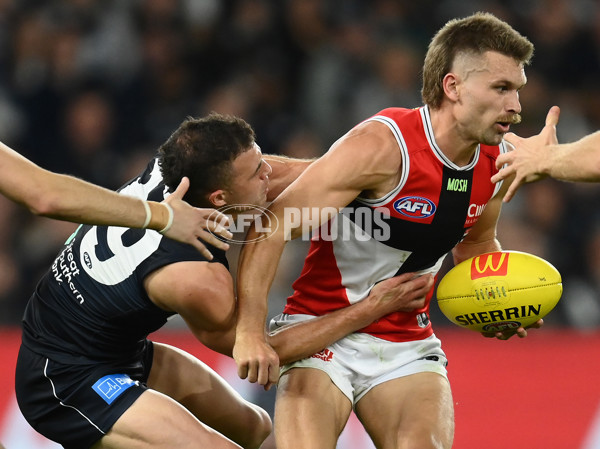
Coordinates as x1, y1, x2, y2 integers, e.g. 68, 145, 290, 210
452, 237, 501, 265
267, 300, 379, 365
36, 171, 143, 224
0, 142, 170, 229
236, 235, 286, 340
544, 132, 600, 182
32, 171, 173, 230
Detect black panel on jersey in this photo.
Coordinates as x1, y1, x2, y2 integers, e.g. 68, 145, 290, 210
345, 166, 474, 274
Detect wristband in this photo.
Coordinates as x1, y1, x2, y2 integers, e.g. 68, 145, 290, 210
141, 201, 152, 229
158, 203, 174, 235
147, 201, 172, 233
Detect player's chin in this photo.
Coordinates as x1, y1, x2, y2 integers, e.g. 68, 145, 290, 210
484, 132, 505, 146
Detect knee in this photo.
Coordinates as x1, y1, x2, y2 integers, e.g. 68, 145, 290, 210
239, 405, 272, 449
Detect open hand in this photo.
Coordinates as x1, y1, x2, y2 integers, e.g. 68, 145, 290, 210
163, 177, 233, 259
491, 106, 560, 202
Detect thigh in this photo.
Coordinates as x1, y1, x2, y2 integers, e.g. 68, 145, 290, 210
91, 389, 244, 449
15, 344, 149, 449
147, 342, 271, 448
275, 367, 353, 449
355, 372, 454, 449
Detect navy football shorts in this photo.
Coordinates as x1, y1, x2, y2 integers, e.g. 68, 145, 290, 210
15, 340, 154, 449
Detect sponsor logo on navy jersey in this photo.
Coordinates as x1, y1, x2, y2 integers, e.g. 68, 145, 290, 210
393, 196, 436, 219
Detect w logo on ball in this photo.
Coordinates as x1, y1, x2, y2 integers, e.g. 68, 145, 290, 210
470, 252, 510, 280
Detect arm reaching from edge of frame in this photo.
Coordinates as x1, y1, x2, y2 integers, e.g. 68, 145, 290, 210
0, 141, 232, 259
493, 106, 600, 202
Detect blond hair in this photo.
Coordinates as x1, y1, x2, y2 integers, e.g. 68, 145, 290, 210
421, 12, 534, 109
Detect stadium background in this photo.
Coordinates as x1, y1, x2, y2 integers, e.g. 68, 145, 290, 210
1, 0, 600, 447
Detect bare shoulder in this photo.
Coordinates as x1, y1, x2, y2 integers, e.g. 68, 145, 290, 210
335, 119, 401, 161
318, 120, 402, 186
144, 260, 233, 312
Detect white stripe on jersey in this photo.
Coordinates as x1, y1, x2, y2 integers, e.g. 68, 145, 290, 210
492, 141, 509, 197
119, 159, 168, 200
356, 115, 410, 207
317, 214, 446, 304
421, 106, 480, 171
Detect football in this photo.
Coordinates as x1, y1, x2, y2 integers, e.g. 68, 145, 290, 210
436, 251, 563, 333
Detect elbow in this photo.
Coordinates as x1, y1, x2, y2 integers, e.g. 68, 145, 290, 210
196, 329, 234, 357
26, 193, 63, 217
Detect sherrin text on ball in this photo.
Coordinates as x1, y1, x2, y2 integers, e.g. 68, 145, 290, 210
436, 251, 563, 332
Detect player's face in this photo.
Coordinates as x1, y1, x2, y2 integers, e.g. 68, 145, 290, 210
227, 143, 272, 208
454, 51, 526, 146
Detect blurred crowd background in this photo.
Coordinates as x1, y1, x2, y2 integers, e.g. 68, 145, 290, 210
0, 0, 599, 330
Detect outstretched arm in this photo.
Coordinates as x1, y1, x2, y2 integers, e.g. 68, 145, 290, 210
491, 106, 561, 202
0, 142, 232, 259
491, 106, 600, 201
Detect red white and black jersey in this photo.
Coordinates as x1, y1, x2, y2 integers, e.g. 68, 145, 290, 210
284, 106, 507, 342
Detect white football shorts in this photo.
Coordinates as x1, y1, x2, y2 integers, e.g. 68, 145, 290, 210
270, 313, 449, 406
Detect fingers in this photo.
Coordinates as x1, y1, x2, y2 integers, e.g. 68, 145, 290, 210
483, 319, 544, 340
195, 229, 230, 251
408, 273, 434, 290
502, 132, 522, 148
237, 361, 249, 381
188, 210, 233, 256
170, 176, 190, 199
527, 319, 544, 329
500, 178, 523, 203
265, 365, 279, 391
545, 106, 560, 127
191, 242, 214, 260
202, 209, 233, 240
238, 359, 280, 391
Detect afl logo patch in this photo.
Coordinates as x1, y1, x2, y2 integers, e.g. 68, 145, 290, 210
393, 196, 437, 219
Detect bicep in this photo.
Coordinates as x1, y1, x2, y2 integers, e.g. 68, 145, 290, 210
144, 261, 236, 332
267, 123, 400, 238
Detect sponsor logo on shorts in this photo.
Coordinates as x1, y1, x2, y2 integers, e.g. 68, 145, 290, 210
311, 348, 334, 362
92, 374, 136, 405
417, 312, 430, 328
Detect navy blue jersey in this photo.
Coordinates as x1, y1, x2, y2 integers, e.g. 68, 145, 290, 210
21, 158, 228, 364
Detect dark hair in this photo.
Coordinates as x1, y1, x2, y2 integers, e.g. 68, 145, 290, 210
422, 12, 534, 109
158, 113, 256, 206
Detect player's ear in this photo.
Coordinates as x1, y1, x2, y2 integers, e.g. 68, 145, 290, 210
443, 72, 460, 102
208, 189, 228, 207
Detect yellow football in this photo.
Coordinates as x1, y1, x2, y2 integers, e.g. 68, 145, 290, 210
436, 251, 563, 333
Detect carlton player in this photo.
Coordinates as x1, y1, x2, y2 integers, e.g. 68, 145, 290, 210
234, 12, 543, 449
